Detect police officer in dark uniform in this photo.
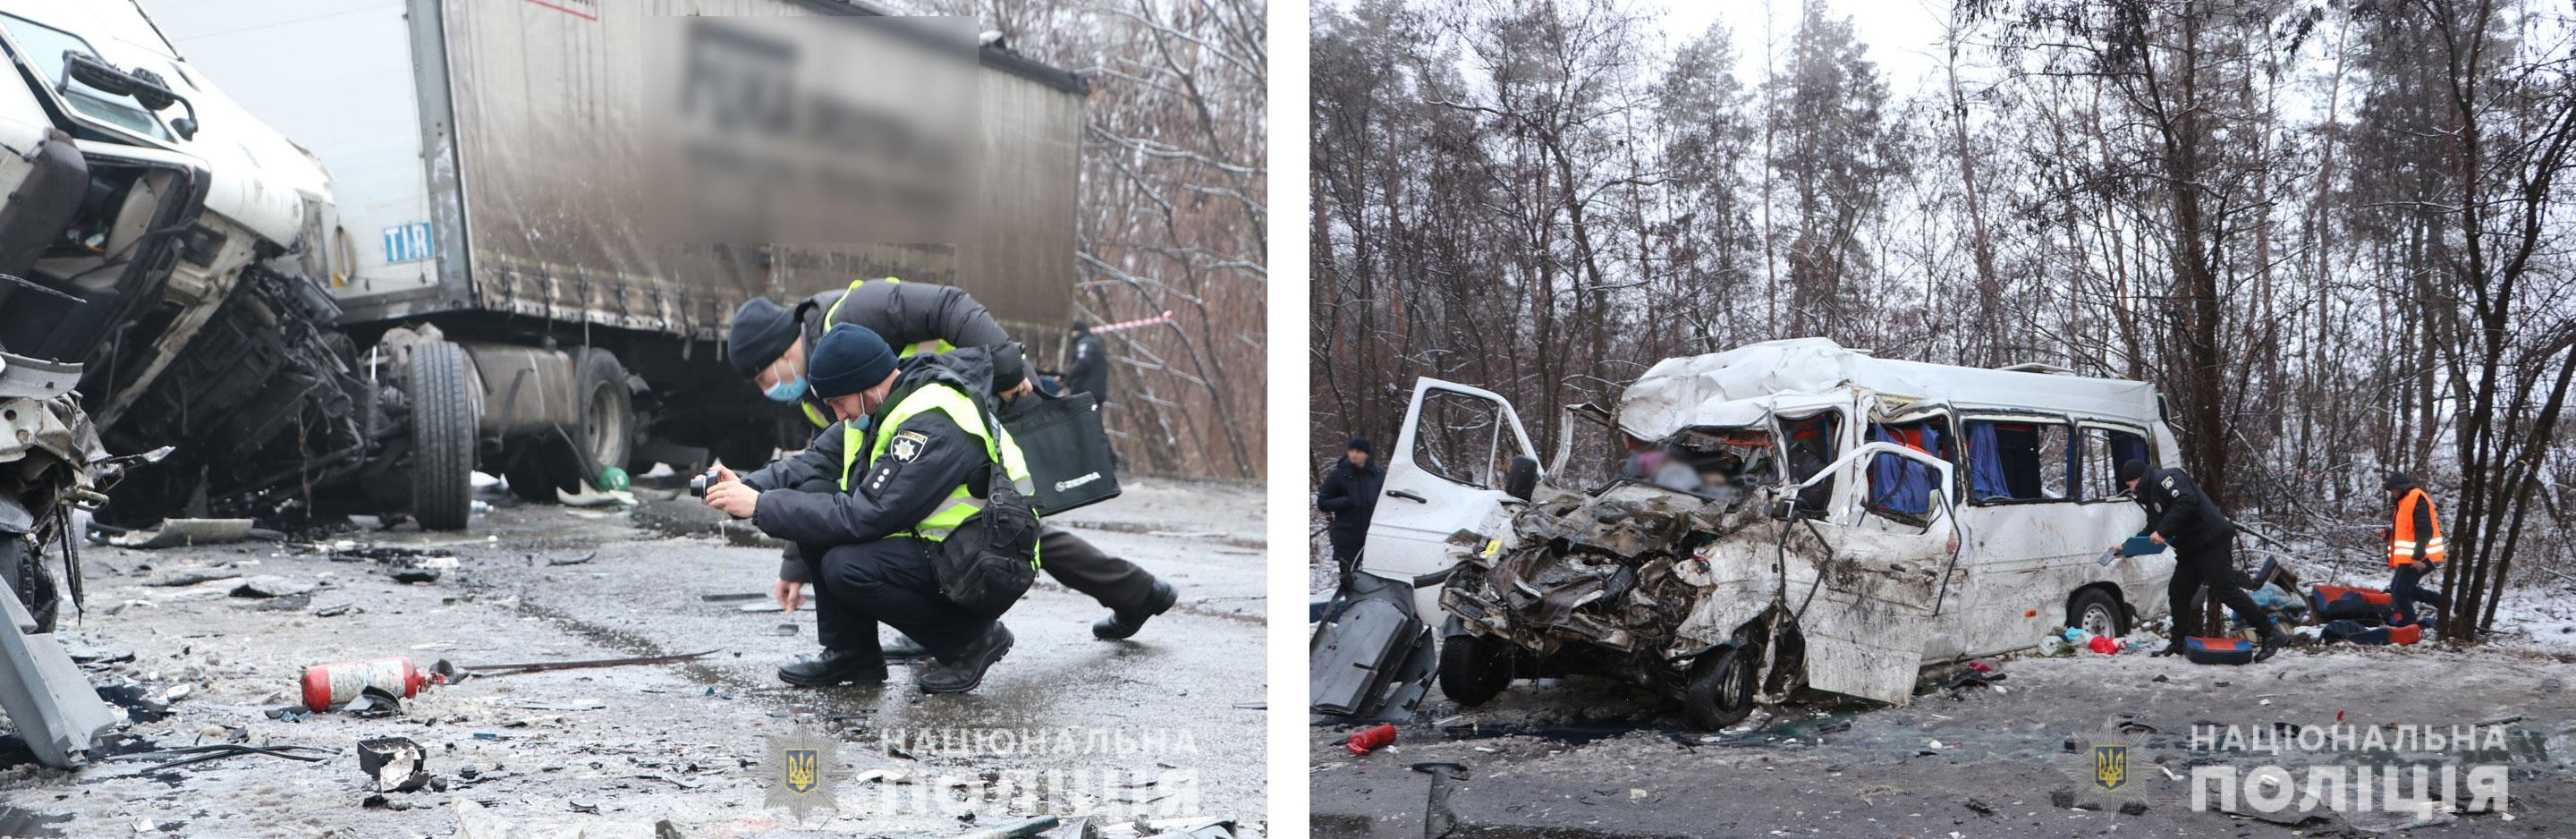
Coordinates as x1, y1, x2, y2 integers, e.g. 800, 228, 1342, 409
702, 326, 1019, 692
2118, 460, 2292, 662
727, 282, 1177, 657
1065, 318, 1109, 404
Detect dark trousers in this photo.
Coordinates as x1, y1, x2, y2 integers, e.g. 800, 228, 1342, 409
2167, 539, 2277, 644
783, 473, 1159, 607
809, 536, 994, 661
1327, 529, 1363, 586
2389, 563, 2447, 623
1038, 526, 1163, 614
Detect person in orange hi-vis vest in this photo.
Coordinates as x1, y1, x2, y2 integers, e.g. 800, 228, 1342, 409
2381, 471, 2449, 628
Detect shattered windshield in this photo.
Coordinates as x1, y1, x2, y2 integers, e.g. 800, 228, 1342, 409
0, 13, 171, 140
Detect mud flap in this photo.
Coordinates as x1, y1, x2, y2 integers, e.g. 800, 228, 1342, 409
1309, 573, 1437, 718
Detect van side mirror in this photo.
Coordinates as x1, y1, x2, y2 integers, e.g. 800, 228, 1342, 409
64, 54, 139, 97
1504, 455, 1538, 501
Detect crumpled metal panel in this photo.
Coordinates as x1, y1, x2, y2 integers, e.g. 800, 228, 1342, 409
0, 391, 102, 482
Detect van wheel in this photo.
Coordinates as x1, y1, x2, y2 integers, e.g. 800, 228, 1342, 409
2068, 588, 2128, 638
1436, 632, 1515, 707
1683, 645, 1759, 731
407, 340, 479, 530
4, 536, 58, 634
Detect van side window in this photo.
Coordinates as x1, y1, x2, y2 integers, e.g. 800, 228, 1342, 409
1412, 389, 1511, 489
1866, 418, 1950, 519
2076, 427, 2150, 501
1782, 412, 1840, 514
1963, 419, 2072, 502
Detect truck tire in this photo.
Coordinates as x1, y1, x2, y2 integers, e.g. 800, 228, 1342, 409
2067, 587, 2129, 639
504, 349, 634, 500
408, 340, 479, 530
4, 535, 58, 634
1683, 645, 1759, 731
1436, 631, 1514, 708
570, 348, 634, 485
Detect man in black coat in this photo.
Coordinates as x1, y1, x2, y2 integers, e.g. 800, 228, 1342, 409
1316, 436, 1384, 585
2120, 460, 2291, 662
1065, 318, 1109, 404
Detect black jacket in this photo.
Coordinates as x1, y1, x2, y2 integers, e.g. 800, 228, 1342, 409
746, 351, 1004, 581
1317, 457, 1385, 540
1065, 329, 1108, 403
2134, 466, 2233, 551
792, 281, 1025, 426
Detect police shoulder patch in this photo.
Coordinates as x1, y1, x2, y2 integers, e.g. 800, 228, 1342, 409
887, 431, 929, 462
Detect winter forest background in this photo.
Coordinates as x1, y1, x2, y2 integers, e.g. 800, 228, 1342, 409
1309, 0, 2576, 640
899, 0, 1267, 480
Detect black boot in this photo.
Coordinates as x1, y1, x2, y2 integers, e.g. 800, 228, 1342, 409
2151, 638, 2186, 657
1093, 580, 1180, 640
918, 623, 1013, 694
2253, 630, 2291, 663
882, 633, 934, 661
777, 648, 890, 687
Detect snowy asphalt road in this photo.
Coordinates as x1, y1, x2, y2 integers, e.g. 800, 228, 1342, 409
0, 478, 1267, 838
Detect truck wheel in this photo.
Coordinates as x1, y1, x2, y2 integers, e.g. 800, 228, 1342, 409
1436, 632, 1514, 707
1683, 645, 1759, 730
408, 340, 479, 530
570, 349, 634, 487
2067, 588, 2128, 638
4, 535, 58, 634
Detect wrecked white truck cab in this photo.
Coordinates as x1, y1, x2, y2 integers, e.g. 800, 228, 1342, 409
1364, 338, 2181, 728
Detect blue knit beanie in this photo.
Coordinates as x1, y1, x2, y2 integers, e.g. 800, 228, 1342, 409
809, 325, 898, 398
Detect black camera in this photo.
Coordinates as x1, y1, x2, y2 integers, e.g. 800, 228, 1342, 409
688, 469, 721, 498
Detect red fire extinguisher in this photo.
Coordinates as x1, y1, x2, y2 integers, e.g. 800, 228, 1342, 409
301, 657, 440, 712
1346, 724, 1397, 755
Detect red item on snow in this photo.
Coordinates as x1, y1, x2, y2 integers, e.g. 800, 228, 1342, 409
1346, 724, 1398, 755
2088, 635, 2123, 655
301, 657, 437, 712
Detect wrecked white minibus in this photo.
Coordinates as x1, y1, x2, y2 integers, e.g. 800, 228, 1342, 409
1360, 338, 2182, 728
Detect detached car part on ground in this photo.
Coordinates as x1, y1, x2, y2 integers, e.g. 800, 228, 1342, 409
0, 349, 158, 768
1352, 339, 2183, 729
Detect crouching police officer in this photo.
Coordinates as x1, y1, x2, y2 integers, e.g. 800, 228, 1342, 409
700, 325, 1018, 692
728, 285, 1177, 654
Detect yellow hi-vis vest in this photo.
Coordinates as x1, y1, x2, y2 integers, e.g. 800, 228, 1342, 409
2390, 487, 2447, 567
838, 382, 1036, 548
801, 277, 961, 428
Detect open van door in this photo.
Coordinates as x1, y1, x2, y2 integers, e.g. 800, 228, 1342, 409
1360, 379, 1541, 593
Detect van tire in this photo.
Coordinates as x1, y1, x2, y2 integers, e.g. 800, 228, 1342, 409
1683, 645, 1759, 730
2067, 588, 2128, 638
1436, 632, 1514, 707
408, 340, 478, 531
4, 536, 59, 634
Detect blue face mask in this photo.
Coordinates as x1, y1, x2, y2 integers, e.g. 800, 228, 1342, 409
762, 357, 809, 403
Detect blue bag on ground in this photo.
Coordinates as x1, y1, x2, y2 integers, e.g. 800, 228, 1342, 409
2183, 636, 2253, 665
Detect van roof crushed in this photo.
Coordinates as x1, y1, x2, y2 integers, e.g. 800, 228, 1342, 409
1617, 337, 2162, 440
